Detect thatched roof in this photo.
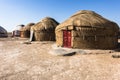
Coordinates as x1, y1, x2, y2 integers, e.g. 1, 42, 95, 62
32, 17, 59, 31
21, 23, 35, 31
56, 10, 119, 32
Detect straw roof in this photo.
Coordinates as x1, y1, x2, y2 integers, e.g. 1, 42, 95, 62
56, 10, 119, 33
32, 17, 59, 31
21, 23, 35, 31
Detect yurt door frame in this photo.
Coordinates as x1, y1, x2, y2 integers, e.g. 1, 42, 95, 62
63, 30, 71, 48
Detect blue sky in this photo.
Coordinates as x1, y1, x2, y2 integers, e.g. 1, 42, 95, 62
0, 0, 120, 32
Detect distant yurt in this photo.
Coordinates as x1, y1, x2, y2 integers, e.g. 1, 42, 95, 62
30, 17, 59, 41
0, 26, 8, 38
55, 10, 119, 49
12, 25, 24, 37
20, 23, 35, 38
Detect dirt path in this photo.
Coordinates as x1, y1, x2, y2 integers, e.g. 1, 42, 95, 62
0, 38, 120, 80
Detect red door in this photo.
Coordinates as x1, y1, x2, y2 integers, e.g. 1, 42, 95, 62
63, 30, 71, 48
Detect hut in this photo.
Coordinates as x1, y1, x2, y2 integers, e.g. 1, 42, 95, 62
0, 26, 8, 38
30, 17, 59, 41
118, 28, 120, 39
55, 10, 119, 49
20, 23, 35, 38
12, 25, 24, 37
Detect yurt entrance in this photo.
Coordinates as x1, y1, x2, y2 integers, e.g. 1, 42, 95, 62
63, 30, 71, 48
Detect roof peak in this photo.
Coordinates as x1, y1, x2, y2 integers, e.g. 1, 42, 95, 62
71, 10, 98, 17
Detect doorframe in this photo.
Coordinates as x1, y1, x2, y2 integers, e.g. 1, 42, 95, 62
63, 30, 72, 48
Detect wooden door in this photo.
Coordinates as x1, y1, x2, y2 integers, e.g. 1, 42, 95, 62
63, 30, 71, 48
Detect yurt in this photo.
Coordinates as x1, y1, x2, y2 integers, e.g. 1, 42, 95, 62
20, 23, 35, 38
0, 26, 8, 37
118, 28, 120, 39
12, 25, 24, 37
30, 17, 59, 41
55, 10, 119, 49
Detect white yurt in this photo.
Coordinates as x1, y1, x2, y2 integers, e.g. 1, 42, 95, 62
12, 24, 24, 37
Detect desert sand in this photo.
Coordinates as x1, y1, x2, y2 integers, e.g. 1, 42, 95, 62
0, 37, 120, 80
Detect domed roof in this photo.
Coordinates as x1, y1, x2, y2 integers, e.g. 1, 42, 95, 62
21, 23, 35, 31
0, 26, 8, 37
13, 24, 24, 31
56, 10, 119, 33
32, 17, 59, 31
0, 26, 7, 33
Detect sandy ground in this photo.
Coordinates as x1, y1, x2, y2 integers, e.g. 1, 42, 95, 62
0, 37, 120, 80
